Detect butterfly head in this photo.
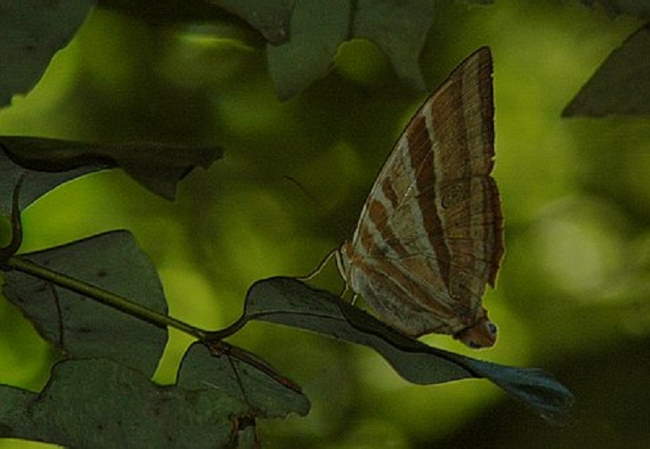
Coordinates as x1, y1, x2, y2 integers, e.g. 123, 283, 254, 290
454, 310, 497, 349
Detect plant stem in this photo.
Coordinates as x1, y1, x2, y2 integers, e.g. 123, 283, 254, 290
6, 255, 210, 341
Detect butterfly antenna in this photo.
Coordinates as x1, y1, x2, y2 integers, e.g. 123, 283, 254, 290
283, 174, 350, 239
283, 175, 321, 206
283, 175, 350, 283
296, 247, 337, 281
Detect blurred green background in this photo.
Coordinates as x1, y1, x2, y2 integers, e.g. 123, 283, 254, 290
1, 1, 650, 448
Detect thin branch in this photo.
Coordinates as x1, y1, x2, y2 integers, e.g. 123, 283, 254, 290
6, 255, 210, 341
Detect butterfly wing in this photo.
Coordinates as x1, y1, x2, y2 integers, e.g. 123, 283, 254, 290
346, 47, 504, 337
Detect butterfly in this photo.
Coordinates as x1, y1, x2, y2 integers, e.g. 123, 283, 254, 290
333, 47, 504, 349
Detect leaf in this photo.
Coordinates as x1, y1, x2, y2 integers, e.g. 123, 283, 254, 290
0, 0, 95, 108
0, 358, 248, 448
351, 0, 435, 90
267, 0, 351, 100
262, 0, 497, 98
0, 151, 104, 218
3, 231, 168, 376
563, 24, 650, 117
0, 136, 222, 207
0, 345, 308, 448
242, 277, 574, 421
208, 0, 296, 43
178, 342, 310, 418
450, 358, 575, 421
96, 0, 235, 25
580, 0, 650, 18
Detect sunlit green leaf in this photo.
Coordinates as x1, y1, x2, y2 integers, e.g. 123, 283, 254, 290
243, 277, 574, 421
267, 0, 351, 100
0, 0, 95, 107
563, 24, 650, 117
0, 137, 222, 204
3, 231, 168, 376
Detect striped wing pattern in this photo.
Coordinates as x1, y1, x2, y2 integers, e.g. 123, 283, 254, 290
339, 47, 504, 339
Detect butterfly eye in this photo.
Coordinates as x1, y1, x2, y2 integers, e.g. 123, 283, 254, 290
487, 322, 498, 336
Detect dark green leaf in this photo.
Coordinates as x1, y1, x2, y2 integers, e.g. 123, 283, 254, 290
351, 0, 435, 90
0, 344, 308, 448
0, 136, 222, 204
0, 151, 103, 217
563, 24, 650, 117
450, 358, 576, 422
243, 277, 574, 421
96, 0, 233, 25
3, 231, 168, 376
580, 0, 650, 18
208, 0, 296, 43
0, 358, 249, 448
267, 0, 351, 100
178, 342, 310, 418
0, 0, 95, 107
264, 0, 497, 98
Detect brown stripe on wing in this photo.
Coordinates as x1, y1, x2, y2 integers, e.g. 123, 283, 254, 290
426, 48, 504, 315
344, 48, 503, 338
428, 74, 472, 183
406, 114, 452, 290
381, 177, 399, 209
483, 177, 503, 286
476, 47, 495, 168
426, 67, 474, 312
462, 49, 503, 287
363, 199, 409, 258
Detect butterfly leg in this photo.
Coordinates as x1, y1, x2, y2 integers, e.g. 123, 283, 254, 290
336, 283, 358, 305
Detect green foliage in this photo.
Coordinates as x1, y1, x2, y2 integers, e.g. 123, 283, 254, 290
0, 0, 95, 107
208, 0, 295, 42
0, 160, 309, 446
0, 156, 569, 445
581, 0, 650, 17
3, 231, 168, 373
0, 353, 305, 449
351, 0, 436, 90
178, 343, 310, 417
2, 0, 649, 447
563, 24, 650, 116
266, 0, 442, 98
267, 0, 351, 100
245, 278, 573, 421
0, 137, 221, 201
